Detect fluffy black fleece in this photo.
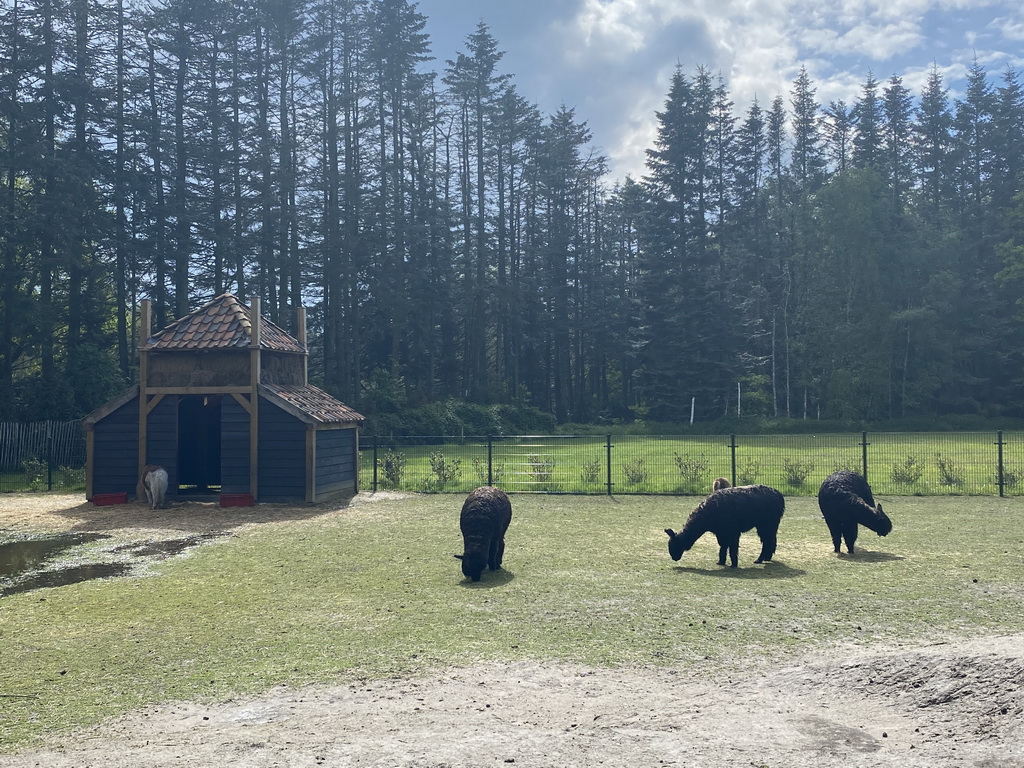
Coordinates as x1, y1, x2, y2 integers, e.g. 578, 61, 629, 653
664, 484, 785, 568
455, 486, 513, 582
817, 470, 892, 554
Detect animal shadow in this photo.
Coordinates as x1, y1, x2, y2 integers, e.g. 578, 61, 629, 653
460, 568, 516, 589
838, 549, 904, 563
673, 560, 805, 580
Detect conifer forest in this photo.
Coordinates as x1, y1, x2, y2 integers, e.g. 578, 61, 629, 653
1, 0, 1023, 425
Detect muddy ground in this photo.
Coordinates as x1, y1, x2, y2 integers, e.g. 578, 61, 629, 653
1, 494, 1023, 767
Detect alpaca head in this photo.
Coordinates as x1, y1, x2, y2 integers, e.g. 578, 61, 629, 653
712, 477, 731, 492
454, 552, 487, 581
664, 528, 693, 561
874, 503, 893, 536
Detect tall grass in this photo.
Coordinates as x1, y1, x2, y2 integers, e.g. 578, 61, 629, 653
2, 493, 1023, 749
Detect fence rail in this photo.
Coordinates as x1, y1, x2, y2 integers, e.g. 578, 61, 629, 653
0, 421, 87, 493
361, 432, 1024, 497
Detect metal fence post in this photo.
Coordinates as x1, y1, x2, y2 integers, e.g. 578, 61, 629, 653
730, 434, 737, 487
47, 432, 54, 491
606, 434, 613, 496
372, 439, 378, 492
861, 431, 869, 481
997, 430, 1005, 498
488, 435, 493, 486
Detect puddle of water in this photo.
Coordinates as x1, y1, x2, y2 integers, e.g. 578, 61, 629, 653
0, 533, 111, 578
111, 533, 226, 559
1, 563, 132, 598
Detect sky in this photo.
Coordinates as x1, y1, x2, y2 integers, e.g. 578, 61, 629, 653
412, 0, 1024, 180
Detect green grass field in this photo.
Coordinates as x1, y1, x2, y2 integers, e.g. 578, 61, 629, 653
2, 492, 1023, 750
363, 431, 1024, 496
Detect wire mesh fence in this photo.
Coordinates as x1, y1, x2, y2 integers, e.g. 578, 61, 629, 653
361, 432, 1024, 497
0, 421, 87, 493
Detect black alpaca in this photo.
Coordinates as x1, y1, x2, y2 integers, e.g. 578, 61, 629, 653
455, 486, 513, 582
817, 470, 892, 554
664, 484, 785, 568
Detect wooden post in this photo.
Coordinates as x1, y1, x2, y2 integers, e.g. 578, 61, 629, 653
296, 305, 308, 384
137, 300, 153, 489
249, 297, 261, 500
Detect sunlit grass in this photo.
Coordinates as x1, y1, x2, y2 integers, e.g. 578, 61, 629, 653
361, 431, 1024, 496
1, 492, 1023, 749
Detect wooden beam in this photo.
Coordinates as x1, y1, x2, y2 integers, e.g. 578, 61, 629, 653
138, 300, 152, 482
142, 386, 255, 395
297, 305, 308, 385
249, 297, 261, 500
85, 428, 94, 500
305, 426, 316, 503
230, 392, 253, 415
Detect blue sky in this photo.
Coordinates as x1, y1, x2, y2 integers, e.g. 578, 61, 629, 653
413, 0, 1024, 180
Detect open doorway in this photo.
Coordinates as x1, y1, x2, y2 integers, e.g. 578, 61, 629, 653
177, 395, 222, 493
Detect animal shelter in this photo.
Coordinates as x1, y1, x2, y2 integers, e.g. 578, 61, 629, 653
83, 294, 363, 504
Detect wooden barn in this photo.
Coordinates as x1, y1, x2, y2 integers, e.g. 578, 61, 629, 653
83, 294, 364, 505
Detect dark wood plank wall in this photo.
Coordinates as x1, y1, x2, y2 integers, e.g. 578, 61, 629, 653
315, 427, 357, 497
146, 396, 178, 494
221, 395, 251, 493
91, 396, 139, 495
257, 399, 306, 502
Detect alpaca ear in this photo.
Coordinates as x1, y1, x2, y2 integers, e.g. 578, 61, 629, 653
876, 502, 884, 515
453, 554, 464, 560
664, 528, 676, 538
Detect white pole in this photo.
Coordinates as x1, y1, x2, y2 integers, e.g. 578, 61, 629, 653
690, 396, 695, 425
737, 382, 741, 417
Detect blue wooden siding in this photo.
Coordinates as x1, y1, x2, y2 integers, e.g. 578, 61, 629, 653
315, 428, 357, 497
221, 395, 251, 493
91, 396, 139, 495
257, 398, 306, 502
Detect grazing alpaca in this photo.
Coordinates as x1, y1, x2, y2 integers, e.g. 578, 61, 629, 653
817, 470, 892, 554
712, 477, 731, 491
138, 465, 169, 510
455, 486, 513, 582
664, 484, 785, 568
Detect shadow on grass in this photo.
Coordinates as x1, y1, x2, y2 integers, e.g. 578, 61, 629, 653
672, 560, 806, 579
460, 568, 516, 589
838, 549, 904, 562
40, 495, 358, 536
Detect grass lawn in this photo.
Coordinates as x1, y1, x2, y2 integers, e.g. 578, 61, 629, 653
2, 492, 1023, 749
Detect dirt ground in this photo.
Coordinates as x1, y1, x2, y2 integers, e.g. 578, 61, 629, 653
2, 494, 1023, 768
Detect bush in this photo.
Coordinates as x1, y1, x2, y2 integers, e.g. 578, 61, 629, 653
783, 458, 815, 487
623, 458, 648, 484
471, 457, 505, 485
891, 455, 925, 486
378, 449, 406, 489
737, 458, 761, 485
21, 456, 47, 491
527, 455, 555, 483
672, 452, 709, 486
427, 450, 461, 489
581, 458, 602, 484
935, 453, 965, 487
998, 464, 1022, 488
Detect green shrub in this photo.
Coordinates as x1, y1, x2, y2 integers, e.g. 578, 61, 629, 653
672, 452, 709, 486
378, 450, 407, 489
783, 458, 815, 487
581, 458, 602, 484
935, 453, 965, 487
527, 455, 555, 483
891, 455, 925, 486
427, 451, 461, 489
623, 458, 648, 484
737, 457, 761, 485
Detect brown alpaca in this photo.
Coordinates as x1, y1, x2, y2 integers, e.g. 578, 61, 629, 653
712, 477, 731, 492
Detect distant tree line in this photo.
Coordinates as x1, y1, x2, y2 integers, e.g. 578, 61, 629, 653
1, 0, 1022, 425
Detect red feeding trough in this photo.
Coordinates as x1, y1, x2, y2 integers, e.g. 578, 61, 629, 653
220, 493, 254, 507
92, 492, 128, 506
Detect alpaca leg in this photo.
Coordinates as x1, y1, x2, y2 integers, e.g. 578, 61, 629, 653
825, 519, 843, 553
714, 533, 729, 566
755, 528, 777, 563
727, 541, 739, 568
495, 537, 505, 569
843, 522, 859, 553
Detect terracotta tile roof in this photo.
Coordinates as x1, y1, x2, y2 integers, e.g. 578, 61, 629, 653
146, 294, 304, 353
261, 384, 364, 424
